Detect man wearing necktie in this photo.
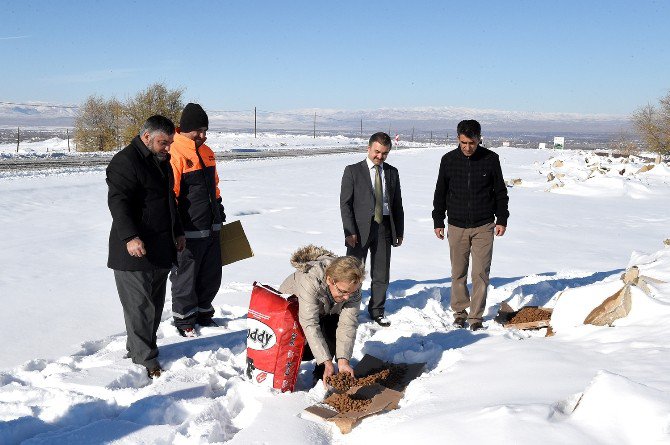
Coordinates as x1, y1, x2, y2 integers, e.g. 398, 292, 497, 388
340, 132, 404, 327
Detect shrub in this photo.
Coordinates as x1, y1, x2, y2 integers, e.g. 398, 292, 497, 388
73, 83, 184, 152
73, 96, 122, 152
121, 83, 184, 144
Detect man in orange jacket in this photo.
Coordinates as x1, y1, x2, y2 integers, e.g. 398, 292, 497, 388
169, 103, 225, 337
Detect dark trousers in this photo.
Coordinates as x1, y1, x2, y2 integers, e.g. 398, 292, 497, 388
347, 216, 392, 318
170, 231, 222, 329
114, 268, 169, 369
302, 313, 339, 379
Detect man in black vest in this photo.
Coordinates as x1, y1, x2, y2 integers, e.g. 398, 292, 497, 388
340, 132, 404, 327
107, 115, 185, 378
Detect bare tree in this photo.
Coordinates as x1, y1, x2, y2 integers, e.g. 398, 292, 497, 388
611, 131, 640, 157
122, 83, 184, 144
109, 98, 124, 150
632, 91, 670, 155
73, 95, 119, 152
73, 83, 184, 151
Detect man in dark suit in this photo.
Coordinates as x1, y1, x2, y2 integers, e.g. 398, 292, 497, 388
107, 115, 186, 378
340, 132, 404, 327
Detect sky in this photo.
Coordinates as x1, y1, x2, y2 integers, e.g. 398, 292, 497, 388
0, 0, 669, 117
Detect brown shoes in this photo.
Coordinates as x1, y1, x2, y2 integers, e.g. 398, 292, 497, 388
453, 317, 466, 328
453, 318, 484, 331
469, 321, 484, 331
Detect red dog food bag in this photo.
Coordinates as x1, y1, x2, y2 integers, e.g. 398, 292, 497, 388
246, 282, 305, 392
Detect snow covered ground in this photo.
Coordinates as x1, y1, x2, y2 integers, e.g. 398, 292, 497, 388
1, 138, 669, 444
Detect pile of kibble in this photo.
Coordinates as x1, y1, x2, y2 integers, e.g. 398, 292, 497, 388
326, 365, 407, 393
326, 372, 357, 392
508, 307, 552, 324
357, 365, 406, 389
325, 393, 372, 413
324, 365, 408, 413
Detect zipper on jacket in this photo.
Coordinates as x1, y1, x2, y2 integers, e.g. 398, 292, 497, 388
467, 156, 471, 226
194, 146, 218, 224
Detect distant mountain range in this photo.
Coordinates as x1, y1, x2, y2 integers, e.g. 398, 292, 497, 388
0, 102, 631, 134
0, 102, 78, 127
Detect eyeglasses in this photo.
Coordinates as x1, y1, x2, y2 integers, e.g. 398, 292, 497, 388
332, 282, 357, 296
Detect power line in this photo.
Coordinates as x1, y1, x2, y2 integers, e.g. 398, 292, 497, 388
255, 109, 366, 125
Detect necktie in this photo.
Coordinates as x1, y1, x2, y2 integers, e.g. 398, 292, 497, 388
374, 165, 383, 224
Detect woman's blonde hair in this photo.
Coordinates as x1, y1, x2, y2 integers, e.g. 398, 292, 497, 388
325, 256, 366, 284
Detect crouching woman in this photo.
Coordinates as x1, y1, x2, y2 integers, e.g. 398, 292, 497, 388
279, 245, 365, 387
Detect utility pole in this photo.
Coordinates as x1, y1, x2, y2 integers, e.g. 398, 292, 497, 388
411, 127, 414, 143
16, 127, 19, 153
67, 129, 71, 152
430, 131, 433, 146
254, 107, 257, 138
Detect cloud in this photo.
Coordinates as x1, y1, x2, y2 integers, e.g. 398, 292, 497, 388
0, 35, 29, 41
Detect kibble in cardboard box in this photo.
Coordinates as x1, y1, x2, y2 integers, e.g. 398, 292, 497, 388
302, 354, 425, 434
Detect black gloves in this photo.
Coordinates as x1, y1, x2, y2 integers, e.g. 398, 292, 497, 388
218, 201, 226, 223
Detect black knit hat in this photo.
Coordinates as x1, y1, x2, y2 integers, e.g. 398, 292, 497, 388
179, 103, 208, 132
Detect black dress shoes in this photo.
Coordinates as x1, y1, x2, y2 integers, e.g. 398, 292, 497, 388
373, 316, 391, 327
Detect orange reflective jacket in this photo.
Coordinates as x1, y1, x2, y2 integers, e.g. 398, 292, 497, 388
169, 131, 223, 233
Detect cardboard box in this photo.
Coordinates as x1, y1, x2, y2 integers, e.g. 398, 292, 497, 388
302, 354, 425, 434
219, 220, 254, 266
495, 302, 553, 330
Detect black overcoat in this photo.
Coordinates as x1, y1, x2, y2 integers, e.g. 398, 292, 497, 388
107, 136, 183, 271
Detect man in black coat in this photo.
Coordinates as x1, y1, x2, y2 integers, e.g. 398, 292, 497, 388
340, 132, 404, 327
432, 120, 509, 331
107, 115, 185, 378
